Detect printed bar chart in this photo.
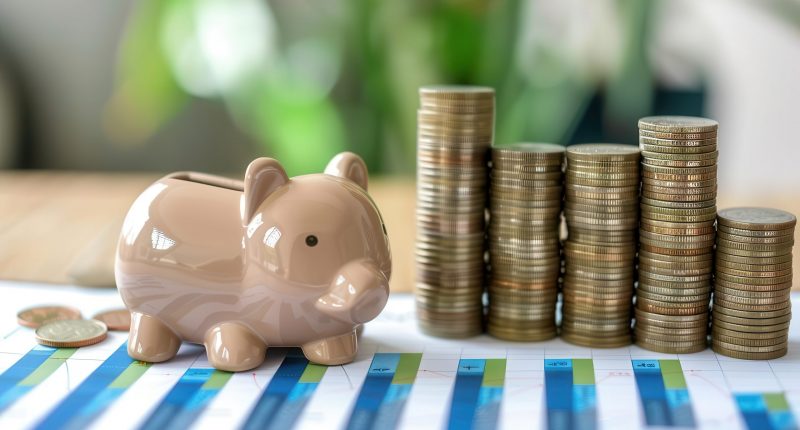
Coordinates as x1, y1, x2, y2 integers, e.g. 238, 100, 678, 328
345, 352, 423, 430
0, 345, 75, 413
139, 367, 232, 430
34, 343, 150, 430
544, 358, 597, 430
241, 349, 327, 430
735, 393, 798, 430
447, 358, 506, 430
632, 359, 696, 427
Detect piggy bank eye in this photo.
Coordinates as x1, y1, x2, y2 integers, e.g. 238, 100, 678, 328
305, 235, 318, 247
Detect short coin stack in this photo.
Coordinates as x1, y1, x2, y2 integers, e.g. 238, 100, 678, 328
635, 116, 718, 353
712, 207, 796, 359
487, 143, 564, 341
415, 85, 495, 338
562, 144, 640, 347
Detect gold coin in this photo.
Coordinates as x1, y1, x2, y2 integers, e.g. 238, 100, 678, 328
715, 266, 792, 279
712, 301, 790, 318
640, 143, 717, 155
715, 259, 792, 273
711, 343, 787, 360
636, 298, 708, 316
718, 225, 795, 238
711, 339, 786, 353
492, 142, 564, 157
643, 157, 717, 168
711, 335, 787, 349
561, 330, 632, 348
641, 150, 719, 161
716, 238, 794, 253
640, 197, 716, 210
638, 129, 717, 140
638, 116, 718, 133
718, 207, 797, 231
715, 251, 793, 265
92, 309, 132, 331
635, 337, 707, 354
717, 231, 794, 245
35, 319, 108, 348
711, 318, 790, 334
715, 247, 792, 259
17, 305, 82, 329
565, 143, 641, 161
639, 136, 717, 149
711, 310, 791, 326
711, 326, 788, 341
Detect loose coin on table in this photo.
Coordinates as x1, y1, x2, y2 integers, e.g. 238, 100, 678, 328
17, 305, 82, 329
92, 309, 132, 331
35, 319, 108, 348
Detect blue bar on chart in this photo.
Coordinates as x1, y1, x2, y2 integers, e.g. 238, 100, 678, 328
34, 342, 150, 430
632, 359, 695, 428
0, 345, 76, 413
446, 358, 506, 430
241, 349, 328, 430
138, 366, 232, 430
345, 352, 423, 430
735, 392, 798, 430
544, 358, 597, 430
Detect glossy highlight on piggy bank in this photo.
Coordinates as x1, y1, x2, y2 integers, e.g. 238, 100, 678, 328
115, 152, 391, 371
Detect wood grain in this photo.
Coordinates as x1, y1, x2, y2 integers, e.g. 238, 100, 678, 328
0, 171, 797, 292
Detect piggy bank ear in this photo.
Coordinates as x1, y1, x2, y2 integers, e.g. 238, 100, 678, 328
242, 158, 288, 224
324, 152, 369, 191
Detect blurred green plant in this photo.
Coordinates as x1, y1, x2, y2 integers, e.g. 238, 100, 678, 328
108, 0, 658, 175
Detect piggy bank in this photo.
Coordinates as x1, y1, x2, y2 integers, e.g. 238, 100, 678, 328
115, 152, 391, 371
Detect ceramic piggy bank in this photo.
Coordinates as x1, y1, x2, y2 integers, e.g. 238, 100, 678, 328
115, 152, 391, 371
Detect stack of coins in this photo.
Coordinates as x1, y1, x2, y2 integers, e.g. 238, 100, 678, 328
562, 144, 640, 347
635, 116, 718, 353
487, 143, 564, 341
415, 85, 495, 338
712, 207, 796, 359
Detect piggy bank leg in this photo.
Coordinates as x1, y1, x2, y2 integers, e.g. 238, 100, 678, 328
301, 329, 358, 365
204, 322, 267, 372
128, 312, 181, 363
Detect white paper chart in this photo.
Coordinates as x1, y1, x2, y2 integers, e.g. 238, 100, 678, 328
0, 281, 798, 430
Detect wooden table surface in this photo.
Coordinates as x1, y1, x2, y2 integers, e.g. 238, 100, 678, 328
0, 171, 797, 292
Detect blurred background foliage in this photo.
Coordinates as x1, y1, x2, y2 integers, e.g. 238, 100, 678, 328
1, 0, 800, 181
108, 0, 663, 176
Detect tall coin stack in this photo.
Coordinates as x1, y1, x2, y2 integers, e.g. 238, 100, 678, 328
562, 144, 641, 347
488, 143, 564, 341
635, 116, 718, 353
712, 207, 796, 359
415, 85, 495, 338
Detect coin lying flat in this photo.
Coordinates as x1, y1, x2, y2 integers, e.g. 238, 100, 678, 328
638, 116, 719, 133
35, 319, 108, 348
717, 207, 797, 231
92, 309, 132, 331
17, 305, 82, 329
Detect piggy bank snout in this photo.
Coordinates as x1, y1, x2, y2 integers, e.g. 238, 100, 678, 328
317, 259, 390, 325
